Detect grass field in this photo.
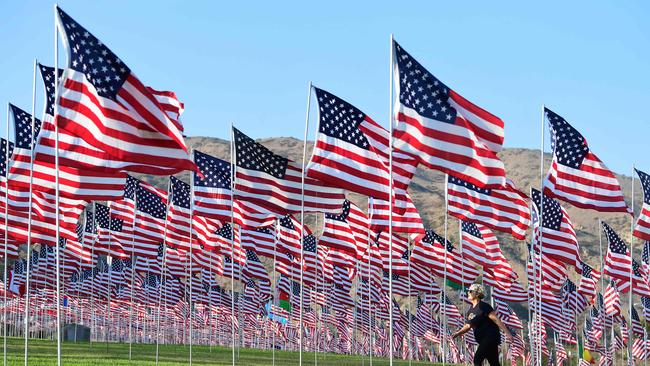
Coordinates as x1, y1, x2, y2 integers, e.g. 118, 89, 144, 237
3, 337, 441, 365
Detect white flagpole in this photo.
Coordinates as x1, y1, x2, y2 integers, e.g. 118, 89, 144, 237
128, 188, 139, 360
188, 150, 195, 366
598, 218, 608, 360
628, 166, 635, 366
3, 103, 9, 366
229, 122, 236, 366
442, 174, 448, 366
388, 32, 395, 366
367, 198, 373, 366
537, 104, 546, 366
272, 220, 278, 366
155, 178, 172, 365
89, 203, 96, 347
52, 6, 64, 363
22, 57, 39, 366
299, 81, 312, 366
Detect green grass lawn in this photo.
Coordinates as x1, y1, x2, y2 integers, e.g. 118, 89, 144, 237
3, 337, 441, 365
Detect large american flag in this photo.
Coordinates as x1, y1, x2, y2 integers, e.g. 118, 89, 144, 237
193, 150, 232, 223
17, 76, 128, 201
54, 7, 194, 175
531, 188, 581, 269
543, 108, 630, 213
392, 40, 506, 189
307, 87, 417, 210
447, 176, 530, 240
4, 103, 88, 246
633, 168, 650, 241
233, 127, 344, 214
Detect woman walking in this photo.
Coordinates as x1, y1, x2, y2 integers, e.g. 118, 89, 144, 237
452, 284, 512, 366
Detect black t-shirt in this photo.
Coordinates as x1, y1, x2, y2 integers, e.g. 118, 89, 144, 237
466, 301, 500, 344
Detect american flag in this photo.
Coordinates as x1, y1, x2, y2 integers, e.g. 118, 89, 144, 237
631, 307, 645, 337
232, 127, 344, 214
243, 249, 268, 282
527, 246, 568, 292
94, 203, 128, 258
240, 226, 276, 259
108, 176, 138, 250
192, 243, 223, 276
16, 101, 128, 201
166, 176, 221, 251
447, 176, 530, 240
603, 280, 621, 317
531, 188, 581, 269
578, 261, 601, 300
301, 235, 319, 286
193, 150, 232, 222
494, 298, 523, 329
602, 222, 640, 289
411, 230, 479, 287
216, 223, 245, 265
634, 168, 650, 241
632, 331, 649, 360
277, 214, 310, 261
616, 259, 650, 297
4, 104, 87, 246
54, 7, 193, 175
233, 199, 276, 230
307, 87, 417, 211
392, 40, 506, 189
133, 184, 168, 258
320, 199, 368, 257
460, 221, 502, 268
561, 279, 589, 316
543, 108, 630, 213
368, 194, 425, 235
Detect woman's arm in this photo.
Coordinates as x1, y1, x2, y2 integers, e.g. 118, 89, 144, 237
451, 324, 472, 339
488, 311, 513, 342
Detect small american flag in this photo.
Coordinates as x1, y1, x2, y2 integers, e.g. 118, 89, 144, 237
243, 249, 269, 282
634, 168, 650, 241
54, 7, 193, 175
392, 40, 506, 189
531, 188, 581, 269
603, 280, 621, 317
193, 150, 232, 223
133, 184, 168, 258
543, 108, 630, 213
320, 199, 368, 257
602, 221, 634, 282
578, 261, 601, 300
447, 175, 530, 240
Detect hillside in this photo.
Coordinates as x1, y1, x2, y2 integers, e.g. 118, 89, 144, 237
140, 135, 642, 289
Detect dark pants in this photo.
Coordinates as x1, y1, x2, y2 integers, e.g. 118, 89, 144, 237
473, 341, 500, 366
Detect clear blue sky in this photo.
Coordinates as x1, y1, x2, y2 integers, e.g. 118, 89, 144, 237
2, 1, 648, 174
